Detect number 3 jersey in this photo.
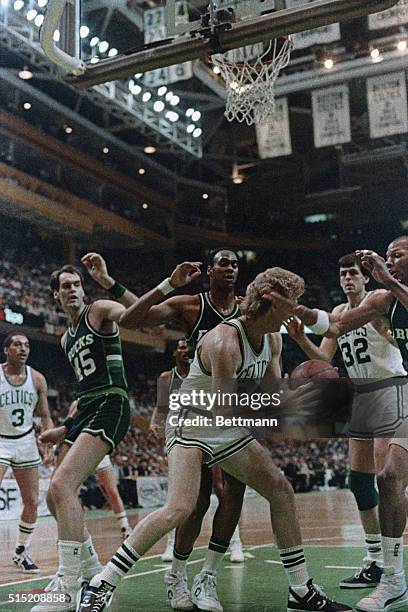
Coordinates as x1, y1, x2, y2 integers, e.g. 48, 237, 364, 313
0, 365, 38, 436
337, 292, 406, 384
62, 305, 128, 398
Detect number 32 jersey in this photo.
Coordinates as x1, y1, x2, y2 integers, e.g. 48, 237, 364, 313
0, 365, 38, 436
337, 292, 406, 383
62, 305, 127, 397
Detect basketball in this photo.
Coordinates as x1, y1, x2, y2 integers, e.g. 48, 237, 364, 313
290, 360, 339, 381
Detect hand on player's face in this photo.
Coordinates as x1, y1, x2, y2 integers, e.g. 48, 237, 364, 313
284, 316, 305, 340
81, 252, 109, 283
356, 250, 393, 286
170, 262, 202, 287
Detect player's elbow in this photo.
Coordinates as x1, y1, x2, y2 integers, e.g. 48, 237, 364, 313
119, 309, 141, 328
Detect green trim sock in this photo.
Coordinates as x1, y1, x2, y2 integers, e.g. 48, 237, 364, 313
100, 541, 140, 587
365, 533, 382, 564
382, 536, 404, 573
58, 540, 82, 584
16, 520, 36, 549
172, 547, 191, 574
202, 538, 229, 574
280, 546, 309, 593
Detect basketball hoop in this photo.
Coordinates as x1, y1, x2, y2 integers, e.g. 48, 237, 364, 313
211, 36, 292, 126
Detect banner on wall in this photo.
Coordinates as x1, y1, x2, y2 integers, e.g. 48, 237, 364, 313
367, 72, 408, 138
368, 0, 408, 29
0, 478, 50, 521
256, 98, 292, 159
285, 0, 340, 49
312, 85, 351, 148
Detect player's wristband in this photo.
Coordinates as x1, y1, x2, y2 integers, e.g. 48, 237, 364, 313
309, 310, 330, 335
157, 278, 174, 296
63, 416, 74, 431
108, 281, 127, 299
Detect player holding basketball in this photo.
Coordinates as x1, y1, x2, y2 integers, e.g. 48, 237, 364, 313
0, 332, 53, 573
92, 249, 245, 612
77, 266, 353, 612
31, 253, 139, 612
286, 253, 406, 591
262, 236, 408, 612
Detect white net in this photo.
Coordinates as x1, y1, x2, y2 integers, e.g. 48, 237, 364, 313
212, 37, 292, 126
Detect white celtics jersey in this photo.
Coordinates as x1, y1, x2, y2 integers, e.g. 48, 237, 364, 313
337, 293, 406, 384
179, 318, 271, 410
0, 365, 38, 436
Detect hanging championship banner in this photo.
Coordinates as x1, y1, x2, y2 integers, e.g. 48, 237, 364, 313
367, 72, 408, 138
285, 0, 340, 49
312, 85, 351, 148
368, 0, 408, 29
143, 2, 192, 86
256, 98, 292, 159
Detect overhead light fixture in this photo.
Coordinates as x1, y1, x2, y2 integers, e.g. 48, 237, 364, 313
153, 100, 165, 112
186, 124, 195, 134
64, 125, 73, 134
370, 47, 380, 59
131, 84, 142, 95
170, 95, 180, 106
13, 0, 24, 9
26, 9, 37, 20
37, 0, 48, 6
34, 13, 44, 26
90, 57, 99, 64
98, 40, 109, 53
397, 40, 407, 52
165, 91, 174, 101
108, 48, 118, 57
1, 0, 9, 6
103, 147, 109, 154
134, 73, 142, 79
232, 163, 244, 184
53, 29, 60, 42
142, 202, 149, 209
185, 108, 194, 117
202, 193, 209, 199
157, 86, 167, 96
192, 128, 202, 138
192, 110, 201, 122
213, 65, 221, 74
324, 58, 334, 69
79, 25, 89, 38
19, 67, 33, 80
23, 102, 31, 110
138, 168, 145, 175
166, 111, 179, 122
90, 36, 99, 47
144, 146, 156, 154
142, 92, 152, 102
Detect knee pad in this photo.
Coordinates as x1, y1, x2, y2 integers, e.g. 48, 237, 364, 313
348, 470, 378, 511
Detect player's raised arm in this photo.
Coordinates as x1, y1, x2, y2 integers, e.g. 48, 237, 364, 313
358, 248, 408, 310
82, 252, 139, 308
119, 261, 202, 328
285, 312, 339, 362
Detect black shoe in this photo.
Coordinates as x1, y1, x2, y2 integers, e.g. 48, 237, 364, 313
339, 560, 383, 589
13, 546, 40, 573
287, 579, 353, 611
76, 579, 115, 612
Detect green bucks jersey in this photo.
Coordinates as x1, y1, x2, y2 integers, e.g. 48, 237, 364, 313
62, 305, 127, 397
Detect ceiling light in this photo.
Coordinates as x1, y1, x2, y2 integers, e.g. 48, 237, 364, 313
103, 147, 109, 154
142, 92, 152, 102
213, 65, 221, 74
1, 0, 9, 7
398, 40, 407, 52
186, 124, 195, 133
157, 86, 167, 96
170, 95, 180, 106
324, 58, 334, 69
98, 40, 109, 53
165, 91, 173, 101
13, 0, 24, 10
90, 57, 99, 64
153, 100, 165, 112
232, 175, 244, 184
90, 36, 99, 47
166, 111, 179, 122
108, 48, 118, 57
26, 9, 37, 20
371, 48, 380, 59
135, 73, 142, 79
53, 29, 60, 42
142, 202, 149, 209
192, 128, 202, 138
34, 13, 44, 26
79, 25, 89, 38
192, 110, 201, 122
202, 193, 209, 199
131, 84, 142, 95
138, 168, 145, 175
37, 0, 47, 6
144, 146, 156, 154
64, 125, 73, 134
23, 102, 31, 110
185, 108, 194, 117
19, 67, 32, 80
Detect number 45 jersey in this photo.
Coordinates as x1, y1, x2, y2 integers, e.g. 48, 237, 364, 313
62, 305, 128, 397
337, 292, 406, 384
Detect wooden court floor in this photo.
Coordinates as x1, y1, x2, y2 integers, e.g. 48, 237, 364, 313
1, 489, 408, 611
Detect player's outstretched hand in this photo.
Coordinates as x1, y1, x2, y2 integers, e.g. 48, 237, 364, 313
39, 425, 67, 445
356, 250, 393, 286
81, 252, 113, 289
170, 262, 202, 288
284, 316, 305, 341
260, 290, 316, 325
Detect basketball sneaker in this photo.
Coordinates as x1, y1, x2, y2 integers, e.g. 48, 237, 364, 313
191, 570, 223, 612
44, 573, 63, 592
287, 579, 353, 611
13, 545, 40, 573
76, 576, 115, 612
164, 569, 193, 610
229, 540, 245, 563
120, 527, 131, 541
355, 569, 408, 611
340, 560, 383, 589
31, 576, 78, 611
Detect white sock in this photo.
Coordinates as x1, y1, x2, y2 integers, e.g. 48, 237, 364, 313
280, 546, 309, 591
365, 533, 382, 564
229, 526, 241, 546
58, 540, 82, 583
171, 547, 190, 574
81, 536, 102, 577
16, 520, 36, 549
114, 511, 130, 531
98, 541, 140, 587
382, 536, 404, 574
202, 539, 229, 574
167, 529, 175, 546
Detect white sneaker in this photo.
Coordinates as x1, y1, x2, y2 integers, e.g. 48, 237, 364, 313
356, 569, 408, 611
44, 573, 63, 592
161, 542, 174, 562
121, 526, 131, 541
229, 540, 245, 563
191, 571, 223, 612
31, 576, 78, 611
164, 570, 193, 610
